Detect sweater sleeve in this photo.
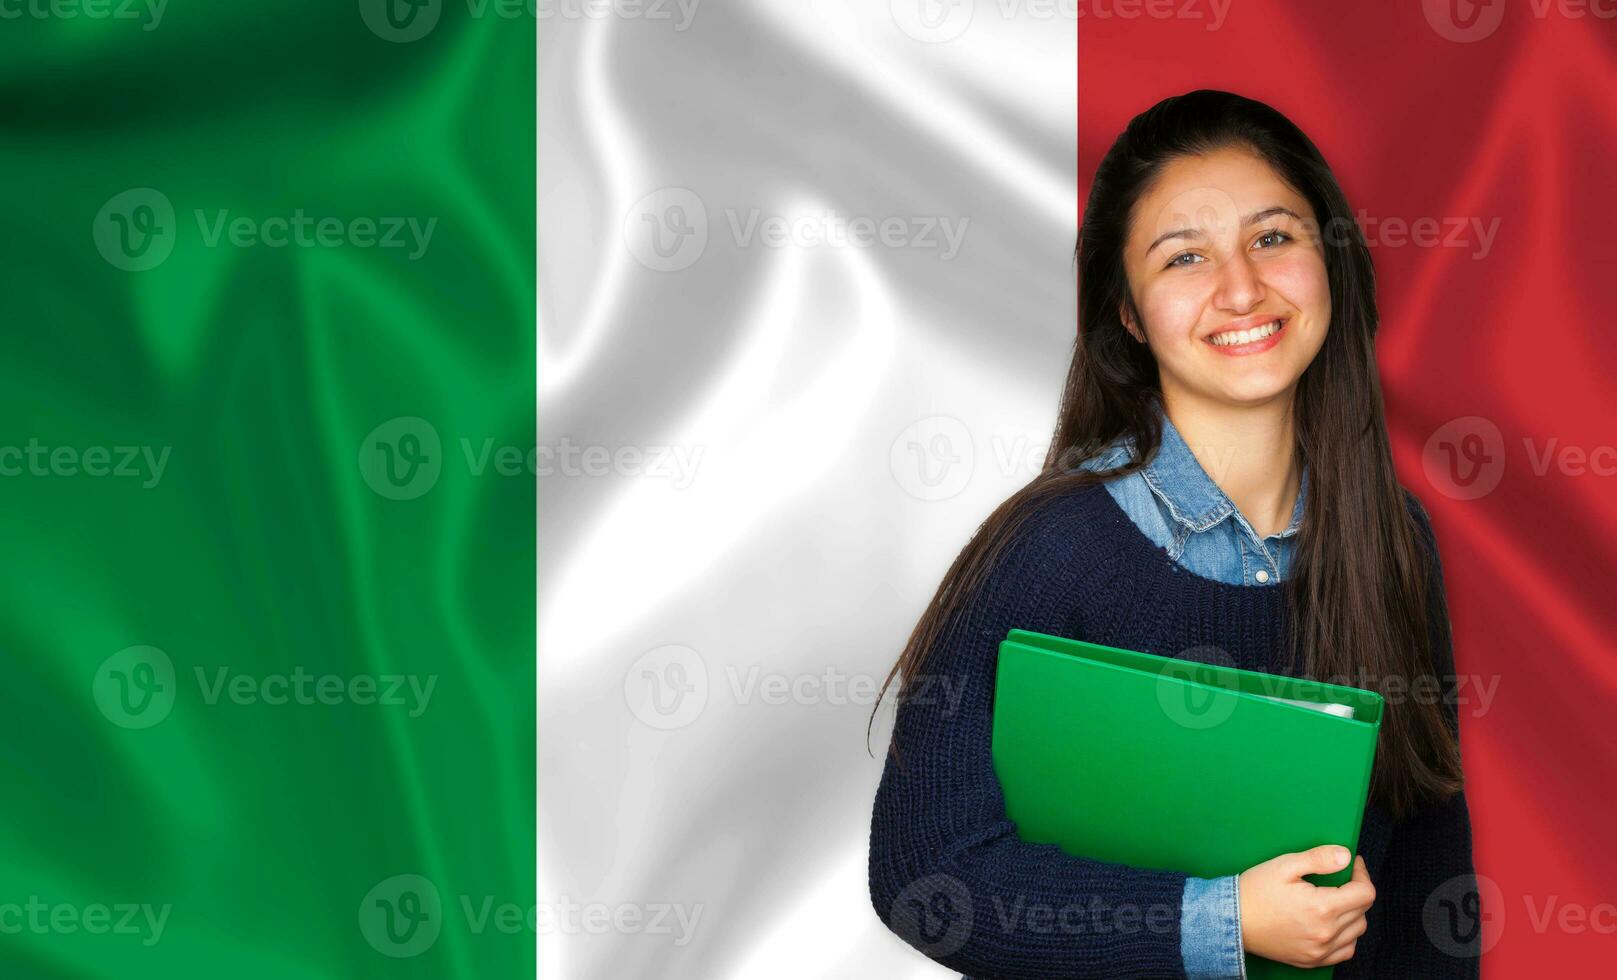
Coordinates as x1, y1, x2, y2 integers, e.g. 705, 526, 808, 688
867, 504, 1191, 979
1367, 493, 1482, 977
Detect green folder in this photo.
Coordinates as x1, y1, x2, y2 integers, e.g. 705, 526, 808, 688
990, 628, 1384, 979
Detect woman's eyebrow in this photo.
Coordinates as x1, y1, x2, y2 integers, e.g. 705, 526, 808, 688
1145, 205, 1303, 256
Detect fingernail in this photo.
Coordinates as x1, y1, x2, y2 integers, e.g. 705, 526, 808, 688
1335, 847, 1350, 867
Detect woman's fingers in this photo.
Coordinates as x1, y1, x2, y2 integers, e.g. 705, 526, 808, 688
1282, 844, 1353, 880
1330, 856, 1376, 923
1321, 913, 1370, 964
1321, 939, 1359, 966
1351, 854, 1372, 888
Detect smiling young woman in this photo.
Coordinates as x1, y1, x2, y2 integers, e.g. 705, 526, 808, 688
868, 90, 1478, 979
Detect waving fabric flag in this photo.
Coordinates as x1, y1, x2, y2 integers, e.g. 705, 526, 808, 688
1082, 4, 1617, 976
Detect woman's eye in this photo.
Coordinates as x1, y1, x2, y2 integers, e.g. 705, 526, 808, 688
1255, 229, 1292, 249
1166, 252, 1203, 268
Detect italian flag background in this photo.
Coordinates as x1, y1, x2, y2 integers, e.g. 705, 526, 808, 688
1, 1, 1613, 978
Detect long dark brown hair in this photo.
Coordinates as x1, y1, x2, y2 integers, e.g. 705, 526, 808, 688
871, 89, 1461, 820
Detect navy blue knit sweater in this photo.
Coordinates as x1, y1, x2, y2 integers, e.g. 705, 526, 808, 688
868, 481, 1480, 979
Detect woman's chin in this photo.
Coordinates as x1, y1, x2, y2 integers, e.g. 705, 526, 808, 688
1211, 375, 1299, 407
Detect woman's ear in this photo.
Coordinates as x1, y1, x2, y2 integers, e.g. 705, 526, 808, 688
1119, 304, 1146, 345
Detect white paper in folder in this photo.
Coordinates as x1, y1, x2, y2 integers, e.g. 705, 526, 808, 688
1254, 693, 1357, 719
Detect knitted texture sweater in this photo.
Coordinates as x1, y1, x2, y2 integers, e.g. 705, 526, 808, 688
868, 480, 1480, 979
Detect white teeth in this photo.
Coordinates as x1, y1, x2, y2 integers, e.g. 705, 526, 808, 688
1210, 320, 1282, 347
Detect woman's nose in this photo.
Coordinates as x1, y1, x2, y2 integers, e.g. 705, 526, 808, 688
1213, 250, 1265, 314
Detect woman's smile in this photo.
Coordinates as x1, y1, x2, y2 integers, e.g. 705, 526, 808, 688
1204, 315, 1288, 356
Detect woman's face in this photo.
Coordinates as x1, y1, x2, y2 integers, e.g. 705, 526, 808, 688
1120, 147, 1330, 408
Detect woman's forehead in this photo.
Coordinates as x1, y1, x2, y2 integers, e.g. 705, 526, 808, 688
1129, 150, 1313, 248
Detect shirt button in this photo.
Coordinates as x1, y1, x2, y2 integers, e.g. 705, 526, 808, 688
1255, 569, 1271, 583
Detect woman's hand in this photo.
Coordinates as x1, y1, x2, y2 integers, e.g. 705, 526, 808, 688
1238, 845, 1375, 968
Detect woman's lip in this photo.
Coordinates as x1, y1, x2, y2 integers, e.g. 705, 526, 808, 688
1206, 318, 1286, 356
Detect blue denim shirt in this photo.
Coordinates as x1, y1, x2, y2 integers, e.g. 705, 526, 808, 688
1079, 410, 1309, 979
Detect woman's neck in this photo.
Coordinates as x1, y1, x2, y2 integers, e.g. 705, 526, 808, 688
1160, 390, 1303, 539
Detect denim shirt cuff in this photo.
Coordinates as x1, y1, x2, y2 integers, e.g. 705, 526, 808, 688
1181, 873, 1246, 979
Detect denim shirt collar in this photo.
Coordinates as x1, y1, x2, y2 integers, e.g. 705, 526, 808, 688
1138, 410, 1308, 542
